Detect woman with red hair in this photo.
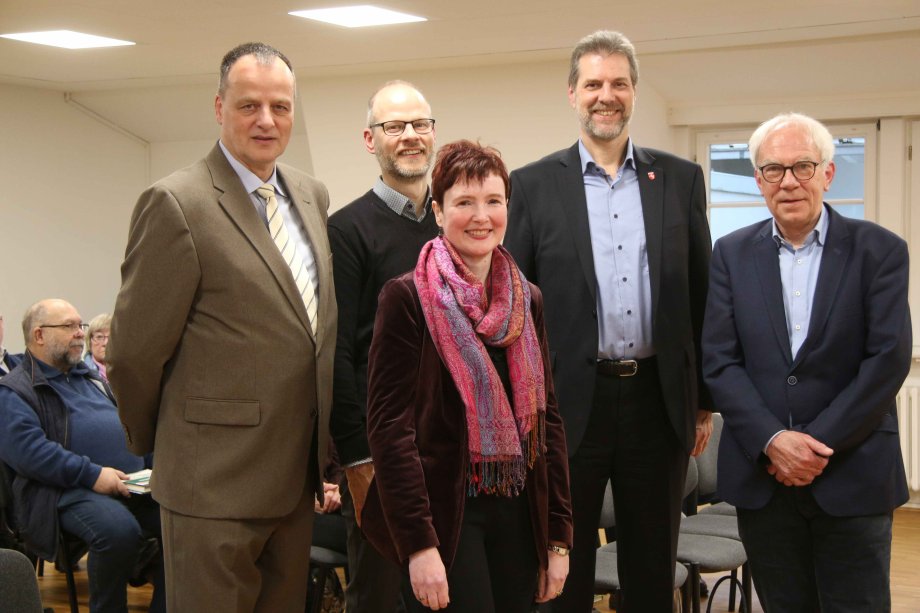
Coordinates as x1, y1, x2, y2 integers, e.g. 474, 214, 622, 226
361, 140, 572, 612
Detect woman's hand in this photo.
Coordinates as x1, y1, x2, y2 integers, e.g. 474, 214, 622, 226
315, 482, 341, 513
408, 547, 449, 610
535, 548, 569, 603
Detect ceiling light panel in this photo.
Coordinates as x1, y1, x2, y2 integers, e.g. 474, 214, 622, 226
289, 5, 426, 28
0, 30, 135, 49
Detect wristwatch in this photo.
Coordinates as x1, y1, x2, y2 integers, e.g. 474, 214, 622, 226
548, 544, 570, 556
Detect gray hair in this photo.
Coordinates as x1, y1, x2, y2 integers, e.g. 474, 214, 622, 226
84, 313, 112, 358
748, 112, 835, 169
569, 30, 639, 89
217, 42, 295, 98
21, 301, 50, 346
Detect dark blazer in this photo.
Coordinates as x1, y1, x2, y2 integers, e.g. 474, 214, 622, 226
361, 273, 573, 572
702, 205, 911, 515
505, 142, 712, 454
109, 143, 337, 520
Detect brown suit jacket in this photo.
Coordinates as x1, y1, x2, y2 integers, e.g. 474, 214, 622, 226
108, 144, 336, 519
361, 273, 573, 572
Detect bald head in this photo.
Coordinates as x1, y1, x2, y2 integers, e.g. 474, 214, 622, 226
23, 299, 86, 372
366, 80, 430, 127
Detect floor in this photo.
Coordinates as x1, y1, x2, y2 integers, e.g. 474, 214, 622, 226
34, 508, 920, 612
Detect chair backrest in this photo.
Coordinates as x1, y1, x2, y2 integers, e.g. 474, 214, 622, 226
684, 456, 699, 499
598, 480, 615, 529
0, 548, 44, 613
696, 413, 723, 502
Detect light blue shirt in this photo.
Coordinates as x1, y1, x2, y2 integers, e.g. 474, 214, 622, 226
580, 139, 654, 360
218, 141, 319, 301
764, 204, 829, 449
773, 204, 828, 359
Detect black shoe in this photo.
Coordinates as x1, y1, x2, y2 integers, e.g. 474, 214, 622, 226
128, 537, 160, 587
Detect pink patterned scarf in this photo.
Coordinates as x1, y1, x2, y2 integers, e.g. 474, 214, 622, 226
415, 237, 546, 496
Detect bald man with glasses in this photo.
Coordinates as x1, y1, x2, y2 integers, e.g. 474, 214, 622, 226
0, 299, 164, 613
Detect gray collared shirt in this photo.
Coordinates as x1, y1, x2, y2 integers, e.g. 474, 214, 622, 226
580, 139, 654, 360
372, 177, 430, 222
218, 141, 319, 301
773, 204, 829, 359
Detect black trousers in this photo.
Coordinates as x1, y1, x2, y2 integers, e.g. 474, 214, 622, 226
737, 485, 893, 612
551, 360, 687, 613
405, 492, 539, 613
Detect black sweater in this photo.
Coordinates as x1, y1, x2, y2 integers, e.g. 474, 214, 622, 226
328, 189, 439, 464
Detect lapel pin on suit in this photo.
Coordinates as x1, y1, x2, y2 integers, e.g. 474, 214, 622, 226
647, 171, 656, 180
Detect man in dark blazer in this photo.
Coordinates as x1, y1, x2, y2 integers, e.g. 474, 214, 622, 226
108, 42, 336, 613
703, 112, 911, 611
505, 30, 713, 612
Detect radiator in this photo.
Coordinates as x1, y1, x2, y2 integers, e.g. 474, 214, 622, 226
896, 386, 920, 492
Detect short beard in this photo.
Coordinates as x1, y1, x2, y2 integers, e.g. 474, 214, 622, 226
580, 105, 631, 142
51, 342, 84, 370
375, 148, 433, 180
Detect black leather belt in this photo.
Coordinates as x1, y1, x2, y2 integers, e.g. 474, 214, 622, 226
596, 356, 656, 377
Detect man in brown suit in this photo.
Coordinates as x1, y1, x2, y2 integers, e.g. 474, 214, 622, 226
108, 42, 336, 613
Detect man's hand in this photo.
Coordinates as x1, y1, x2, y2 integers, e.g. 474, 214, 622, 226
316, 482, 342, 513
691, 410, 713, 457
765, 431, 833, 486
345, 462, 375, 526
409, 547, 449, 610
535, 546, 569, 603
93, 467, 130, 497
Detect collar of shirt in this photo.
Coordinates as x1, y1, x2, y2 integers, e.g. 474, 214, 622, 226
33, 356, 91, 381
772, 203, 829, 251
218, 140, 287, 199
578, 138, 636, 178
372, 177, 429, 222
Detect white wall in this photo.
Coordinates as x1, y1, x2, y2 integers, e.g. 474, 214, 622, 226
300, 59, 675, 212
0, 84, 148, 352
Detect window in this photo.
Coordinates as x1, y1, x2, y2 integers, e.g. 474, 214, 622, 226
697, 124, 877, 243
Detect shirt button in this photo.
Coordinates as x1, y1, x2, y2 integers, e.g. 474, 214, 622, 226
628, 342, 634, 348
627, 310, 632, 315
618, 245, 623, 250
796, 259, 803, 264
795, 324, 801, 331
622, 277, 627, 282
794, 291, 801, 297
787, 376, 798, 386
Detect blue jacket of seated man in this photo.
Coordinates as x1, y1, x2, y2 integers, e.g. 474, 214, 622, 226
0, 351, 145, 559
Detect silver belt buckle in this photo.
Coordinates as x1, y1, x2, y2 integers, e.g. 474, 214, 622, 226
617, 359, 638, 377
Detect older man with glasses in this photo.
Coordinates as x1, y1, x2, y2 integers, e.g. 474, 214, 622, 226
0, 298, 164, 613
703, 113, 911, 611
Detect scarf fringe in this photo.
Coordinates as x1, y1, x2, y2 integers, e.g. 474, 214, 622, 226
467, 412, 545, 497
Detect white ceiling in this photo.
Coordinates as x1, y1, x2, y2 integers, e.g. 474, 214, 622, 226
2, 0, 918, 138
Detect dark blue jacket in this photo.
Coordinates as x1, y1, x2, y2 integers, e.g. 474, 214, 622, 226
0, 352, 115, 560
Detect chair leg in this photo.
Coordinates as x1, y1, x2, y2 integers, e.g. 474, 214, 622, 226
742, 562, 752, 613
689, 563, 701, 613
728, 568, 737, 611
306, 566, 329, 613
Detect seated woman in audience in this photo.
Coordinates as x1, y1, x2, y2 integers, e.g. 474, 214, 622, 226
361, 140, 572, 612
83, 313, 111, 382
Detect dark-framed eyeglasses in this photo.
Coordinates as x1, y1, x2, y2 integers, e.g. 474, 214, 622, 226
39, 322, 88, 334
758, 161, 822, 183
369, 118, 435, 136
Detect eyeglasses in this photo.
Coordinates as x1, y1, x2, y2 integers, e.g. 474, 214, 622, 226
369, 118, 435, 136
758, 161, 822, 183
91, 333, 110, 342
40, 322, 88, 333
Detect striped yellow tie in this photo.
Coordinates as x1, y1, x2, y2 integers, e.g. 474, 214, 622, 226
257, 184, 318, 333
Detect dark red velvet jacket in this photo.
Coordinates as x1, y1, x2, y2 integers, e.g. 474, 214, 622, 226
361, 273, 573, 572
